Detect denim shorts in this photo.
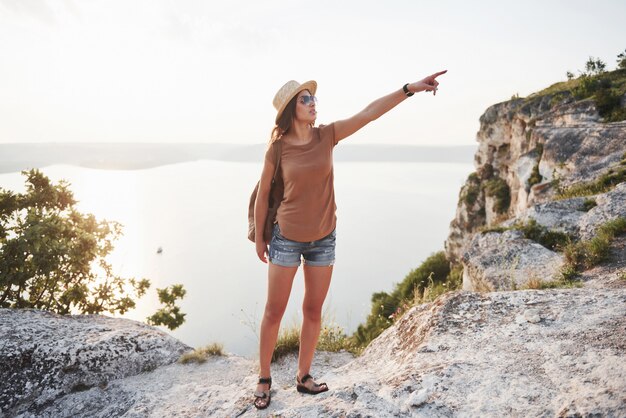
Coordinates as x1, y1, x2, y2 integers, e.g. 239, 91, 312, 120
269, 223, 336, 267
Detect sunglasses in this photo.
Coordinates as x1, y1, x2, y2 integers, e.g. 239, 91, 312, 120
298, 95, 318, 105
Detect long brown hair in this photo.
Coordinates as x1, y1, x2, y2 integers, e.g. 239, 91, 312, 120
270, 94, 298, 145
269, 90, 314, 145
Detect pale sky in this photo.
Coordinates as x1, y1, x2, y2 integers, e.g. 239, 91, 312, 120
1, 0, 625, 145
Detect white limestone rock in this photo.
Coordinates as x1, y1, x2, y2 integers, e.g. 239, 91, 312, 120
0, 308, 192, 417
500, 196, 589, 236
3, 289, 626, 417
461, 230, 565, 292
578, 182, 626, 240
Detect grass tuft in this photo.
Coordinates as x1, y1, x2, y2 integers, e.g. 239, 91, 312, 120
582, 198, 598, 211
524, 277, 543, 289
178, 342, 225, 364
272, 321, 301, 362
317, 323, 361, 355
520, 267, 583, 289
556, 160, 626, 200
563, 217, 626, 270
480, 219, 571, 252
271, 316, 360, 362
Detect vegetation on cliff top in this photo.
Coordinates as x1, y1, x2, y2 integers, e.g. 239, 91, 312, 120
525, 51, 626, 122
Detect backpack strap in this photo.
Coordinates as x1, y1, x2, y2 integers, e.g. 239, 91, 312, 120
271, 140, 282, 184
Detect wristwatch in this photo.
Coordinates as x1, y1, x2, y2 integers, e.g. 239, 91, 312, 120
403, 83, 414, 97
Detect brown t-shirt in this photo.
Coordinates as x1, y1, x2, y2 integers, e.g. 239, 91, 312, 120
264, 123, 339, 242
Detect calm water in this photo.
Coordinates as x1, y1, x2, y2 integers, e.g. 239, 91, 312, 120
0, 161, 472, 357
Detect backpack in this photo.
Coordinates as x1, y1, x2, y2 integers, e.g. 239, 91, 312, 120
247, 140, 283, 243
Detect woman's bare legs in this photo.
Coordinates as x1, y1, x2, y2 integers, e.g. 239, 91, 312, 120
256, 263, 298, 397
297, 264, 333, 389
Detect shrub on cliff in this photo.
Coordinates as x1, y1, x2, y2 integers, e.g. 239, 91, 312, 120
563, 217, 626, 272
352, 252, 460, 349
484, 177, 511, 214
0, 169, 186, 330
462, 172, 481, 206
546, 52, 626, 121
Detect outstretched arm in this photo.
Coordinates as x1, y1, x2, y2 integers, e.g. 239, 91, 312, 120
333, 70, 447, 143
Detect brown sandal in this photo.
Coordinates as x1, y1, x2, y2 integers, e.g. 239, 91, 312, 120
253, 376, 272, 409
296, 374, 328, 395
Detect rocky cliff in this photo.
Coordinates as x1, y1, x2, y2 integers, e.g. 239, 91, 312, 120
445, 82, 626, 291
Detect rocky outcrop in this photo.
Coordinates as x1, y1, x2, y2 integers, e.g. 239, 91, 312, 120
444, 81, 626, 292
500, 196, 589, 235
578, 182, 626, 239
445, 94, 626, 265
459, 182, 626, 291
3, 285, 625, 417
461, 230, 565, 291
0, 308, 191, 417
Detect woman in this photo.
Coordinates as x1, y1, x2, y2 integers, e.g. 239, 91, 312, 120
252, 71, 447, 409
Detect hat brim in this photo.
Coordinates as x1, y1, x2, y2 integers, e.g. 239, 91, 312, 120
275, 80, 317, 125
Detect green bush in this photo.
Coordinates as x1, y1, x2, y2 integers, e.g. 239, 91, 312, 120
528, 164, 542, 188
572, 75, 601, 99
396, 252, 451, 301
484, 177, 511, 214
463, 172, 481, 206
557, 264, 581, 283
563, 217, 626, 271
352, 291, 399, 347
420, 265, 463, 303
526, 61, 626, 123
515, 219, 571, 251
595, 88, 626, 121
0, 169, 186, 330
569, 69, 626, 121
527, 144, 544, 188
352, 252, 460, 349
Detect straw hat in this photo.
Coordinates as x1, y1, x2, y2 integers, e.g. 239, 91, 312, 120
272, 80, 317, 124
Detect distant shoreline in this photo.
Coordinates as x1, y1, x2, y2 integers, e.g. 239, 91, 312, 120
0, 143, 476, 174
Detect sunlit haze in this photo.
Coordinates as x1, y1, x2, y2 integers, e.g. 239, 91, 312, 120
1, 0, 625, 145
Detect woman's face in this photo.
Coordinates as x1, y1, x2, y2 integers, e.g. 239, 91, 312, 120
294, 90, 317, 124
